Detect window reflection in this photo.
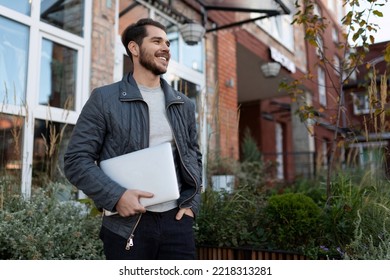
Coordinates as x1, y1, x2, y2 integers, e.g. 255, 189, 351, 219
172, 78, 200, 110
0, 0, 31, 16
39, 39, 77, 110
0, 113, 23, 187
182, 43, 203, 72
172, 78, 201, 129
168, 31, 179, 62
40, 0, 85, 37
33, 119, 74, 184
0, 17, 29, 106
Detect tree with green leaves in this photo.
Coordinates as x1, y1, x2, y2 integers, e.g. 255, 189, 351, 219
281, 0, 390, 201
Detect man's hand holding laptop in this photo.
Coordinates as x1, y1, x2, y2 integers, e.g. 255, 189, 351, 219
116, 189, 194, 220
116, 189, 154, 216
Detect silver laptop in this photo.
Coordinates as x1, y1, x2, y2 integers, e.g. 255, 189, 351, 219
99, 142, 179, 207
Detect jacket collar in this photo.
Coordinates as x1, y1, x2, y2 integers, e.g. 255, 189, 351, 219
119, 73, 184, 105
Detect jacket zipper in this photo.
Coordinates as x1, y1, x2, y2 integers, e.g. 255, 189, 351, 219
124, 101, 148, 251
166, 102, 200, 207
125, 213, 143, 250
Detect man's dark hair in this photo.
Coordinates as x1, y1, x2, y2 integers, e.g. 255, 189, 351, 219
121, 18, 167, 61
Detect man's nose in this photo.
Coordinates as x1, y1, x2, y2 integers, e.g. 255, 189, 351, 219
162, 43, 170, 52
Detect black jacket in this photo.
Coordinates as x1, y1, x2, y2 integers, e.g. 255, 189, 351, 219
64, 73, 202, 239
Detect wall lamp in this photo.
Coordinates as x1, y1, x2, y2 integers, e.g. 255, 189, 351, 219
261, 62, 281, 78
179, 22, 206, 45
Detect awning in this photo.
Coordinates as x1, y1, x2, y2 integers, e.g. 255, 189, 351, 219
195, 0, 291, 14
121, 0, 293, 44
123, 0, 293, 31
194, 0, 292, 32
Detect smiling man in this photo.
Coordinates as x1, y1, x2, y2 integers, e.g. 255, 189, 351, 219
64, 18, 203, 260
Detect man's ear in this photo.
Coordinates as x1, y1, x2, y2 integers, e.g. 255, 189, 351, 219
128, 41, 139, 57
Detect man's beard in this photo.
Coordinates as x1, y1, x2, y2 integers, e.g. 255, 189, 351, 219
139, 47, 168, 76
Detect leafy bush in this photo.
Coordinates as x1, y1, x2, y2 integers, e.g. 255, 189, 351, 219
263, 193, 322, 256
280, 178, 327, 206
0, 187, 103, 260
195, 187, 268, 249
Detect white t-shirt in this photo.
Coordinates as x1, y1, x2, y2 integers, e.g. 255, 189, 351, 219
139, 85, 179, 212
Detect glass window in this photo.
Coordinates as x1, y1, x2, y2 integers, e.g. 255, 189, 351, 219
253, 13, 294, 51
352, 91, 370, 115
39, 39, 77, 110
0, 0, 31, 16
173, 78, 200, 107
172, 77, 201, 129
182, 42, 203, 72
40, 0, 85, 37
168, 31, 179, 62
275, 123, 284, 179
316, 35, 324, 58
333, 55, 340, 75
0, 17, 29, 106
332, 27, 339, 43
318, 67, 326, 106
0, 113, 23, 190
33, 119, 74, 184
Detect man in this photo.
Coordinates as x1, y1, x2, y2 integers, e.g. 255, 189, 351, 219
64, 18, 202, 260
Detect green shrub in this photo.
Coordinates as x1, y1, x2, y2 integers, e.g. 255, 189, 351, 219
0, 188, 104, 260
343, 179, 390, 259
281, 178, 328, 207
196, 171, 390, 259
195, 188, 268, 249
287, 173, 390, 259
316, 174, 384, 258
345, 211, 390, 260
264, 193, 322, 256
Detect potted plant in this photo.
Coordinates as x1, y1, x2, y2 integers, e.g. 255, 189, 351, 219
207, 153, 237, 192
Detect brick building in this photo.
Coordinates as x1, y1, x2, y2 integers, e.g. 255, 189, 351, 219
0, 0, 351, 195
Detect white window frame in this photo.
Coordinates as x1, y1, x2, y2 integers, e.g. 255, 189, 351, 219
352, 91, 370, 115
0, 0, 92, 197
34, 32, 84, 123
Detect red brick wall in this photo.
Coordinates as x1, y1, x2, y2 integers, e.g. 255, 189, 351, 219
217, 31, 239, 159
90, 0, 117, 90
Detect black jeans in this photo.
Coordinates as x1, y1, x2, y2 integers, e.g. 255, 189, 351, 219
99, 208, 196, 260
